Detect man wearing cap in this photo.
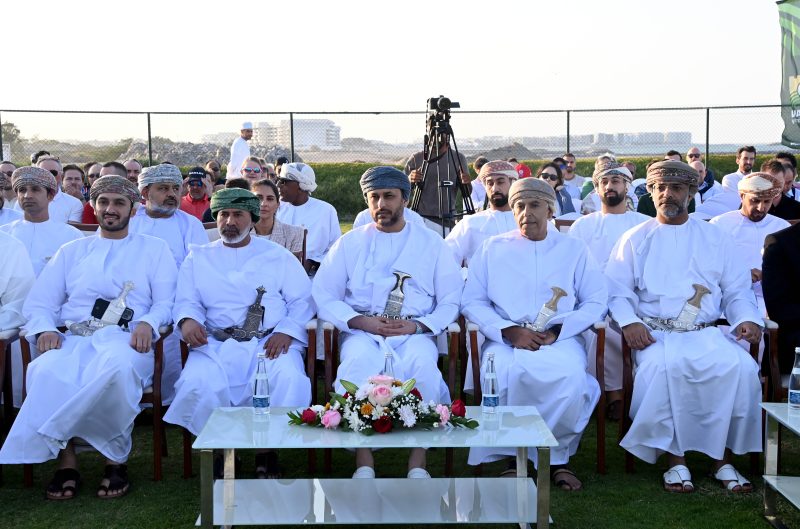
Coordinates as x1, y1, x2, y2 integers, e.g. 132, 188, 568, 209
14, 156, 83, 223
165, 188, 313, 478
606, 160, 762, 494
462, 178, 606, 490
0, 175, 177, 500
444, 160, 519, 267
313, 166, 462, 479
568, 162, 648, 420
276, 162, 341, 274
0, 162, 22, 225
180, 166, 212, 221
226, 122, 253, 180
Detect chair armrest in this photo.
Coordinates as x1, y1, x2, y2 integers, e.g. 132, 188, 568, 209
0, 328, 20, 341
306, 319, 335, 331
158, 324, 173, 338
593, 321, 607, 330
466, 322, 480, 333
446, 322, 460, 334
763, 318, 779, 330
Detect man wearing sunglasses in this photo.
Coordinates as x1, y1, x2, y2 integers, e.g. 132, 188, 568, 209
180, 167, 211, 221
226, 121, 253, 180
16, 156, 83, 223
686, 147, 720, 203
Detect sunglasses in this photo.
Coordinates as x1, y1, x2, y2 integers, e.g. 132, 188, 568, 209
49, 169, 60, 177
0, 171, 12, 177
87, 173, 101, 179
187, 181, 204, 187
242, 167, 262, 174
541, 173, 559, 181
208, 167, 220, 172
687, 153, 701, 158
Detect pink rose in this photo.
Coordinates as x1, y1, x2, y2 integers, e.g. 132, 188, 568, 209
436, 404, 451, 424
369, 384, 393, 407
321, 409, 341, 429
368, 374, 395, 386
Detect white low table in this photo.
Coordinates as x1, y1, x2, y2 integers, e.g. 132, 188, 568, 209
763, 402, 800, 528
193, 405, 558, 528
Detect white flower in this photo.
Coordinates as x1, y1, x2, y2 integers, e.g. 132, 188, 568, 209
398, 405, 417, 427
311, 404, 325, 414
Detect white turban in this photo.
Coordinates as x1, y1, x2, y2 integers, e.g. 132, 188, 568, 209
241, 121, 253, 130
737, 171, 783, 200
478, 160, 519, 184
280, 162, 317, 193
138, 164, 183, 192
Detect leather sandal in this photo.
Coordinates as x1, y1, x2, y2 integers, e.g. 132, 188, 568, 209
552, 465, 582, 491
45, 468, 80, 501
96, 464, 130, 499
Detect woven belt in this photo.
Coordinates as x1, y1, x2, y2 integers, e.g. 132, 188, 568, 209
356, 310, 418, 321
206, 325, 273, 342
642, 316, 714, 333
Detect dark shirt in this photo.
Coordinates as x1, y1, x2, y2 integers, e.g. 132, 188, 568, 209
201, 207, 214, 223
763, 223, 800, 373
636, 193, 695, 217
769, 196, 800, 221
404, 149, 470, 221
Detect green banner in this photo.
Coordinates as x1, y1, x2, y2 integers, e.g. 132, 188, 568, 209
780, 0, 800, 147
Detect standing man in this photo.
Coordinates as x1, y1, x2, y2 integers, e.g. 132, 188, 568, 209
313, 166, 462, 479
0, 175, 177, 500
445, 160, 519, 267
165, 188, 313, 477
276, 162, 340, 275
462, 177, 607, 490
180, 167, 211, 221
404, 136, 471, 235
123, 159, 143, 186
568, 162, 648, 419
606, 160, 762, 493
17, 156, 83, 223
226, 122, 253, 180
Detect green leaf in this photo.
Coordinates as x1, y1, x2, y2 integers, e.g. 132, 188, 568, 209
330, 393, 347, 407
340, 379, 359, 395
401, 378, 416, 394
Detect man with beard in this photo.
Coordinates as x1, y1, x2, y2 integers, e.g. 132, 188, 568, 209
0, 165, 22, 225
129, 164, 206, 403
165, 188, 313, 479
561, 152, 586, 201
313, 166, 462, 479
15, 156, 83, 223
462, 177, 607, 490
226, 122, 253, 180
568, 162, 648, 419
80, 162, 129, 224
0, 175, 177, 500
710, 171, 789, 315
698, 146, 758, 218
444, 160, 519, 267
276, 162, 340, 275
606, 160, 762, 494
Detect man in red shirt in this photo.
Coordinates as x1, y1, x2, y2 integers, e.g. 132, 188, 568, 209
180, 167, 210, 221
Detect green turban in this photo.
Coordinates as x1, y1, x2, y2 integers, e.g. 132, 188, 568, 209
210, 188, 260, 222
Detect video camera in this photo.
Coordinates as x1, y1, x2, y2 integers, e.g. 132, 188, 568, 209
427, 95, 460, 113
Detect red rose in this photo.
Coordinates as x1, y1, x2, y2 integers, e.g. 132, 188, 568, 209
451, 400, 466, 417
301, 408, 317, 424
373, 416, 393, 433
343, 392, 350, 399
410, 388, 423, 399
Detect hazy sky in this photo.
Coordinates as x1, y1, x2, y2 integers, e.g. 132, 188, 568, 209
0, 0, 786, 145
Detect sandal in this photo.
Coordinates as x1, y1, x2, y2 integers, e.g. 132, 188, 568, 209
500, 459, 517, 478
45, 468, 80, 501
713, 463, 753, 493
255, 452, 281, 479
96, 464, 130, 499
552, 466, 582, 491
663, 464, 694, 493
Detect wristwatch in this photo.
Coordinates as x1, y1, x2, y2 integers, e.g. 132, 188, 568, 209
413, 320, 425, 335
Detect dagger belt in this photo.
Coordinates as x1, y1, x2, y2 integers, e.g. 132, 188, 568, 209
641, 316, 715, 333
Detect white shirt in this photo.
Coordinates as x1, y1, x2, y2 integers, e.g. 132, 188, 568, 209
562, 174, 586, 200
0, 207, 22, 226
1, 219, 83, 276
14, 190, 83, 223
721, 171, 747, 193
696, 180, 723, 204
470, 179, 487, 211
352, 207, 424, 229
129, 208, 208, 267
694, 189, 741, 218
444, 209, 517, 266
276, 197, 341, 263
568, 211, 650, 269
226, 136, 250, 180
0, 231, 35, 331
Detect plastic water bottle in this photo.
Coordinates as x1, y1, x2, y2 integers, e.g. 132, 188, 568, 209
253, 353, 270, 415
790, 347, 800, 410
482, 352, 499, 414
380, 350, 395, 378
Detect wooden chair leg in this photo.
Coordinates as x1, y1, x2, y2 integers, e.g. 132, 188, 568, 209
620, 339, 635, 473
595, 324, 607, 475
2, 342, 13, 435
183, 428, 193, 479
23, 464, 33, 487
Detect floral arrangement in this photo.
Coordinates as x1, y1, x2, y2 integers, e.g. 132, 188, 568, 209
288, 375, 478, 434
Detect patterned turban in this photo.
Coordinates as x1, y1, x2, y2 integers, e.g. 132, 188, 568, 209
90, 175, 141, 205
508, 177, 556, 211
592, 161, 633, 187
359, 166, 411, 201
478, 160, 519, 185
738, 171, 783, 200
280, 162, 317, 193
210, 188, 260, 222
646, 160, 699, 190
11, 166, 57, 193
137, 164, 183, 192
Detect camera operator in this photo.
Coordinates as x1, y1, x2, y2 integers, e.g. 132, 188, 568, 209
404, 132, 472, 236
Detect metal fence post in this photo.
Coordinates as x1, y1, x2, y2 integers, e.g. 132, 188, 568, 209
0, 111, 4, 158
146, 112, 153, 166
566, 110, 571, 154
705, 108, 710, 163
289, 112, 295, 162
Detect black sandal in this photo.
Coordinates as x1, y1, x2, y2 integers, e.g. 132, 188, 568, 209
255, 451, 281, 479
552, 465, 582, 491
45, 468, 80, 501
96, 464, 130, 499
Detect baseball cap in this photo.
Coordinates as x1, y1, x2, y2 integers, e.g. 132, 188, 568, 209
515, 163, 532, 179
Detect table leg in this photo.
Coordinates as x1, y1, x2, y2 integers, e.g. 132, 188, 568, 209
223, 449, 235, 528
200, 449, 213, 529
536, 447, 550, 529
763, 414, 789, 528
516, 446, 530, 528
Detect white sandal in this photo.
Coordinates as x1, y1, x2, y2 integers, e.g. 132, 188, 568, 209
407, 467, 431, 479
713, 464, 752, 493
663, 464, 694, 493
352, 466, 375, 479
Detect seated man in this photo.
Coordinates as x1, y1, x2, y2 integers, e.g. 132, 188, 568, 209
606, 160, 762, 494
0, 175, 177, 500
0, 169, 22, 226
462, 178, 606, 491
313, 166, 462, 479
164, 188, 313, 478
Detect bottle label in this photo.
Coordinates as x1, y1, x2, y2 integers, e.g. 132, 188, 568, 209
253, 396, 270, 408
790, 391, 800, 405
482, 395, 499, 407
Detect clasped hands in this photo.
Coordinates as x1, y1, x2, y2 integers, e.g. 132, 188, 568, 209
621, 321, 762, 350
347, 315, 426, 337
502, 325, 557, 351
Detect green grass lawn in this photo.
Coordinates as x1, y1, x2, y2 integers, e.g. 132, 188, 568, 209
3, 410, 800, 529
